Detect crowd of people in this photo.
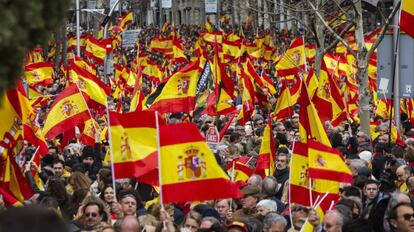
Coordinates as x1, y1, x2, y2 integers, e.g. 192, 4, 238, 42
3, 20, 414, 232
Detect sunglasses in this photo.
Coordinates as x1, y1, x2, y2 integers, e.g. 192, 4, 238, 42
85, 212, 98, 218
401, 213, 414, 221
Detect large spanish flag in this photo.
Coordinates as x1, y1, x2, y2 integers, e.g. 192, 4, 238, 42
290, 142, 340, 214
145, 61, 200, 113
69, 60, 110, 106
276, 37, 306, 76
109, 111, 164, 185
401, 0, 414, 38
308, 140, 353, 183
159, 123, 243, 203
42, 84, 91, 140
24, 62, 54, 86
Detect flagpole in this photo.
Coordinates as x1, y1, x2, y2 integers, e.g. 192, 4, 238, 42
308, 178, 313, 207
105, 101, 117, 201
74, 83, 99, 132
288, 140, 294, 232
229, 161, 236, 210
155, 110, 164, 209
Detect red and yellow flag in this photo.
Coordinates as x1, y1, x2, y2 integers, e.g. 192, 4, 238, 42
159, 123, 243, 203
109, 111, 164, 185
85, 36, 112, 64
299, 80, 331, 147
290, 142, 340, 217
276, 37, 306, 76
401, 0, 414, 38
1, 82, 48, 155
273, 84, 295, 121
42, 84, 91, 140
255, 116, 275, 178
24, 62, 54, 86
69, 60, 110, 107
226, 160, 253, 184
308, 140, 353, 183
150, 37, 173, 54
119, 12, 133, 30
145, 61, 200, 113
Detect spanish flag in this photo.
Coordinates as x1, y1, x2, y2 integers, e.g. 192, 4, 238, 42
150, 37, 173, 54
0, 188, 23, 207
1, 82, 48, 156
42, 84, 91, 140
80, 118, 99, 146
255, 116, 275, 178
299, 80, 331, 147
401, 0, 414, 38
109, 111, 164, 185
119, 12, 133, 30
273, 84, 295, 121
68, 61, 110, 107
24, 62, 54, 86
290, 142, 340, 215
159, 123, 243, 203
85, 36, 113, 64
226, 160, 253, 184
130, 67, 144, 112
73, 55, 97, 76
276, 37, 306, 76
145, 61, 200, 113
0, 137, 34, 205
308, 140, 353, 183
305, 69, 319, 98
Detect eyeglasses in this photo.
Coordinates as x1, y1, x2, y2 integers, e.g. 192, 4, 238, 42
400, 213, 414, 221
205, 121, 213, 124
85, 212, 98, 218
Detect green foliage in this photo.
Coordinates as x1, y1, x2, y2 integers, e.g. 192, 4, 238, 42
0, 0, 70, 94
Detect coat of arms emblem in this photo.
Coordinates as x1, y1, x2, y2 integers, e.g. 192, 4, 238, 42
177, 145, 207, 181
177, 76, 191, 95
60, 100, 79, 118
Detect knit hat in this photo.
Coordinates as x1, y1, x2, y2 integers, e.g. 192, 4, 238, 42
358, 151, 372, 162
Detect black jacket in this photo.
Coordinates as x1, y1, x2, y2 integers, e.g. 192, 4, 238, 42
273, 168, 289, 200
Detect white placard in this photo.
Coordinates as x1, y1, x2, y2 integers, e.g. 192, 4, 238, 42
379, 78, 389, 91
122, 29, 141, 47
205, 0, 218, 13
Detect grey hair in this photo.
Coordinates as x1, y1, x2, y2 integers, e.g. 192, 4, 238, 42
263, 213, 287, 230
349, 159, 366, 171
325, 210, 344, 227
257, 199, 277, 213
262, 176, 278, 196
248, 174, 263, 187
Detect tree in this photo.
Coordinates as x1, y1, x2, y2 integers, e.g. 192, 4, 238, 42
0, 0, 69, 95
244, 0, 400, 137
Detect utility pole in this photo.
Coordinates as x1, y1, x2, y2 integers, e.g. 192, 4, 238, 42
76, 0, 81, 56
392, 0, 401, 129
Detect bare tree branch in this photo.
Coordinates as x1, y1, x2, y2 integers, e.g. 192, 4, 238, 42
366, 0, 401, 60
323, 22, 356, 53
307, 0, 357, 57
244, 4, 316, 37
